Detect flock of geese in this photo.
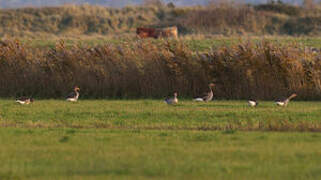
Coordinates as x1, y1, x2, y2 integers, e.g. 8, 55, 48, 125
165, 83, 297, 107
16, 86, 80, 105
15, 84, 297, 107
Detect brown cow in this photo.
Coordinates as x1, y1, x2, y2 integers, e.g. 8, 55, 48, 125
136, 27, 158, 39
157, 26, 178, 39
136, 26, 178, 39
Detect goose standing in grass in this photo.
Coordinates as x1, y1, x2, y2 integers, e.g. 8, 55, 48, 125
194, 83, 215, 102
276, 93, 297, 107
66, 86, 80, 102
248, 99, 259, 107
165, 92, 178, 105
16, 97, 34, 105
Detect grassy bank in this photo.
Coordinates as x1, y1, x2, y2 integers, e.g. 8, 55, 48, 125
0, 3, 321, 38
1, 100, 321, 131
1, 128, 321, 179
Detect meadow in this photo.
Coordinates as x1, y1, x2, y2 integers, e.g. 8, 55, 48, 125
19, 35, 321, 51
1, 35, 320, 179
1, 100, 321, 131
2, 129, 321, 180
1, 99, 321, 179
1, 3, 321, 179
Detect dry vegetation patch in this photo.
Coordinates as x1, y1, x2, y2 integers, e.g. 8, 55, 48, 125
0, 3, 321, 37
0, 39, 320, 100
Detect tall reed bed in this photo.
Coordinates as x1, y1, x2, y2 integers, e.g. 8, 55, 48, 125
0, 40, 320, 100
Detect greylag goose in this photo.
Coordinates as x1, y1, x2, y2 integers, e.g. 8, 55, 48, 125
165, 92, 178, 105
276, 93, 297, 106
66, 86, 80, 102
194, 83, 215, 102
16, 97, 34, 105
248, 99, 259, 107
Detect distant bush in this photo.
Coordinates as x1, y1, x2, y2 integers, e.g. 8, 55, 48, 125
176, 6, 266, 35
282, 16, 321, 35
0, 40, 320, 100
174, 4, 321, 35
167, 2, 175, 9
254, 3, 302, 16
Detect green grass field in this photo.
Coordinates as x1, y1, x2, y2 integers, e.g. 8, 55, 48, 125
1, 100, 321, 130
1, 129, 321, 180
1, 99, 321, 179
19, 36, 321, 51
1, 3, 321, 178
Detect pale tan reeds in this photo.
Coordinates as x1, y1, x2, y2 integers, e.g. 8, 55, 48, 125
0, 40, 320, 100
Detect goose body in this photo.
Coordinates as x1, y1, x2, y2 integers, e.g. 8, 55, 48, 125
194, 83, 215, 102
248, 99, 258, 107
276, 101, 286, 106
66, 86, 80, 102
16, 97, 33, 105
194, 98, 204, 102
165, 92, 178, 105
275, 93, 297, 107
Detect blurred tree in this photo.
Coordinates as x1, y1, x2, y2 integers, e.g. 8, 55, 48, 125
143, 0, 164, 6
267, 0, 284, 4
303, 0, 315, 9
167, 2, 175, 8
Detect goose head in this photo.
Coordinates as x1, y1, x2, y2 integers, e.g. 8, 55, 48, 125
74, 86, 80, 92
174, 92, 178, 97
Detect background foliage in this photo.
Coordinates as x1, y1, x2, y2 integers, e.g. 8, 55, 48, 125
0, 3, 321, 38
